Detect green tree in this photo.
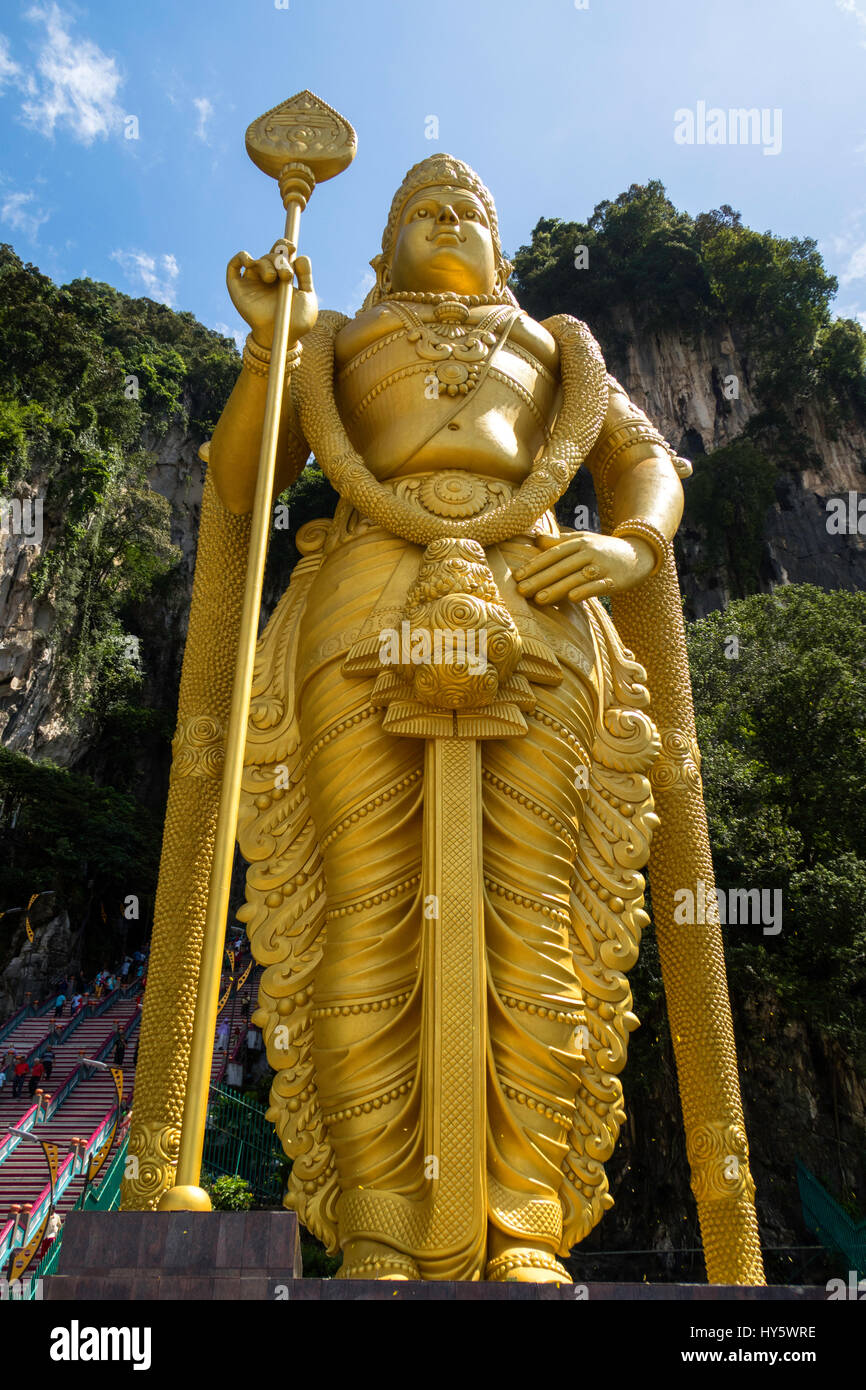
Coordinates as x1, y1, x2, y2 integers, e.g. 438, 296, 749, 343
510, 184, 865, 423
203, 1174, 254, 1212
0, 244, 240, 733
686, 586, 866, 1059
0, 745, 161, 924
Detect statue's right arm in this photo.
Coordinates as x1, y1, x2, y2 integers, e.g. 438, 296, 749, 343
209, 363, 309, 516
208, 244, 318, 516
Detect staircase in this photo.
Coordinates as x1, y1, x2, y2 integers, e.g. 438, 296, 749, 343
0, 990, 141, 1265
1, 949, 264, 1270
211, 957, 261, 1087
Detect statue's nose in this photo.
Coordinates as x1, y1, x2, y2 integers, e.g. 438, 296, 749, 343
437, 205, 459, 225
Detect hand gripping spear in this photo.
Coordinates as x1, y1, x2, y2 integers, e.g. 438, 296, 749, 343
158, 93, 356, 1212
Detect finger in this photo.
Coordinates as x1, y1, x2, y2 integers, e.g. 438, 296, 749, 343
514, 530, 589, 575
253, 256, 278, 284
294, 255, 314, 293
226, 251, 255, 285
518, 556, 595, 597
516, 544, 594, 588
534, 532, 564, 550
566, 578, 615, 604
533, 571, 605, 605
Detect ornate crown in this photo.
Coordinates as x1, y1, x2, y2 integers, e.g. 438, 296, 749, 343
380, 153, 504, 260
363, 154, 516, 309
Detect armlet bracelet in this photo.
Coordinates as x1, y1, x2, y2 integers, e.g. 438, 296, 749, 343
242, 333, 303, 381
612, 518, 671, 577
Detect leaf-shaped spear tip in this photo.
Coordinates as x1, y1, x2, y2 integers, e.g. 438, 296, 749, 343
246, 90, 357, 237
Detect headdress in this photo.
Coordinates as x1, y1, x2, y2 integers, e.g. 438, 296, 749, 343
364, 154, 516, 307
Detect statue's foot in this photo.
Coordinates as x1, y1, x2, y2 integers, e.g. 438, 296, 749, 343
337, 1238, 420, 1282
485, 1246, 572, 1284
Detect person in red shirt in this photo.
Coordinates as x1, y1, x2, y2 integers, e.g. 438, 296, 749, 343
12, 1057, 29, 1099
28, 1058, 45, 1098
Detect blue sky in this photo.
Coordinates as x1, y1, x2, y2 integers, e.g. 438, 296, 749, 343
1, 0, 865, 346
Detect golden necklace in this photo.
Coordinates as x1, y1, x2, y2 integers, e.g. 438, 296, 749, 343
385, 299, 513, 397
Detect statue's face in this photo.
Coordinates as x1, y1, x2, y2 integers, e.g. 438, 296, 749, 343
389, 184, 497, 295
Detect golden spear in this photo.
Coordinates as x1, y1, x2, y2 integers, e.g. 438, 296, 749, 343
157, 93, 356, 1212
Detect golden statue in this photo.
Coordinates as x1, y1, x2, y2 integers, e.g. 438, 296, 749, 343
122, 95, 764, 1287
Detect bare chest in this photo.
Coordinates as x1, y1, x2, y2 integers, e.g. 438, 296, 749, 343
333, 303, 561, 481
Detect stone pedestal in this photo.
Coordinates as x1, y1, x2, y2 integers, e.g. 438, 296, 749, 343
42, 1213, 825, 1300
44, 1210, 302, 1301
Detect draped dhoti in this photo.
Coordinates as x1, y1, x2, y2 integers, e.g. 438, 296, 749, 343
241, 508, 659, 1278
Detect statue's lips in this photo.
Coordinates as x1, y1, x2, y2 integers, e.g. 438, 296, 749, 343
428, 230, 465, 244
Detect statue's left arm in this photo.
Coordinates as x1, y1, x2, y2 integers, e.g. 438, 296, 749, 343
586, 374, 685, 561
515, 371, 685, 606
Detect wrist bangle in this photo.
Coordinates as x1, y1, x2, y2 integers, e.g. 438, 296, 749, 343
243, 333, 303, 380
612, 518, 670, 577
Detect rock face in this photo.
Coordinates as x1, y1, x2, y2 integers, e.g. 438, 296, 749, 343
0, 427, 208, 769
598, 306, 866, 616
0, 908, 76, 1016
0, 477, 76, 761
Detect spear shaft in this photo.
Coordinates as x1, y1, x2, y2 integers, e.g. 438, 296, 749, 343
159, 93, 356, 1211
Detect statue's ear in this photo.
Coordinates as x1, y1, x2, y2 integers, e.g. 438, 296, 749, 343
370, 253, 392, 298
495, 256, 514, 296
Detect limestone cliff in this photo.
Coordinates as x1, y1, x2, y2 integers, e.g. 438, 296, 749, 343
567, 305, 866, 617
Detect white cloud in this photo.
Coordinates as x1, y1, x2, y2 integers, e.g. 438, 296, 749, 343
20, 2, 124, 144
839, 240, 866, 285
1, 189, 50, 240
839, 0, 866, 39
193, 96, 213, 143
0, 34, 22, 91
837, 0, 866, 46
214, 320, 245, 352
343, 267, 375, 316
110, 249, 180, 306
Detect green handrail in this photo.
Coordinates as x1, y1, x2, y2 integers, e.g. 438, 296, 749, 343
797, 1160, 866, 1278
203, 1084, 283, 1203
24, 1129, 131, 1295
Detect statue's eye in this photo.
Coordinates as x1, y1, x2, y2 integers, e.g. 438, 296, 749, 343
414, 208, 430, 218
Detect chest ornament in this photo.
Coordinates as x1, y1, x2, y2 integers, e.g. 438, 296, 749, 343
389, 300, 510, 397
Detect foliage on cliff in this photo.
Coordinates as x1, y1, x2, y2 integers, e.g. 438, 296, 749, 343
0, 744, 160, 923
511, 181, 866, 423
512, 181, 866, 594
0, 243, 239, 720
687, 584, 866, 1060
